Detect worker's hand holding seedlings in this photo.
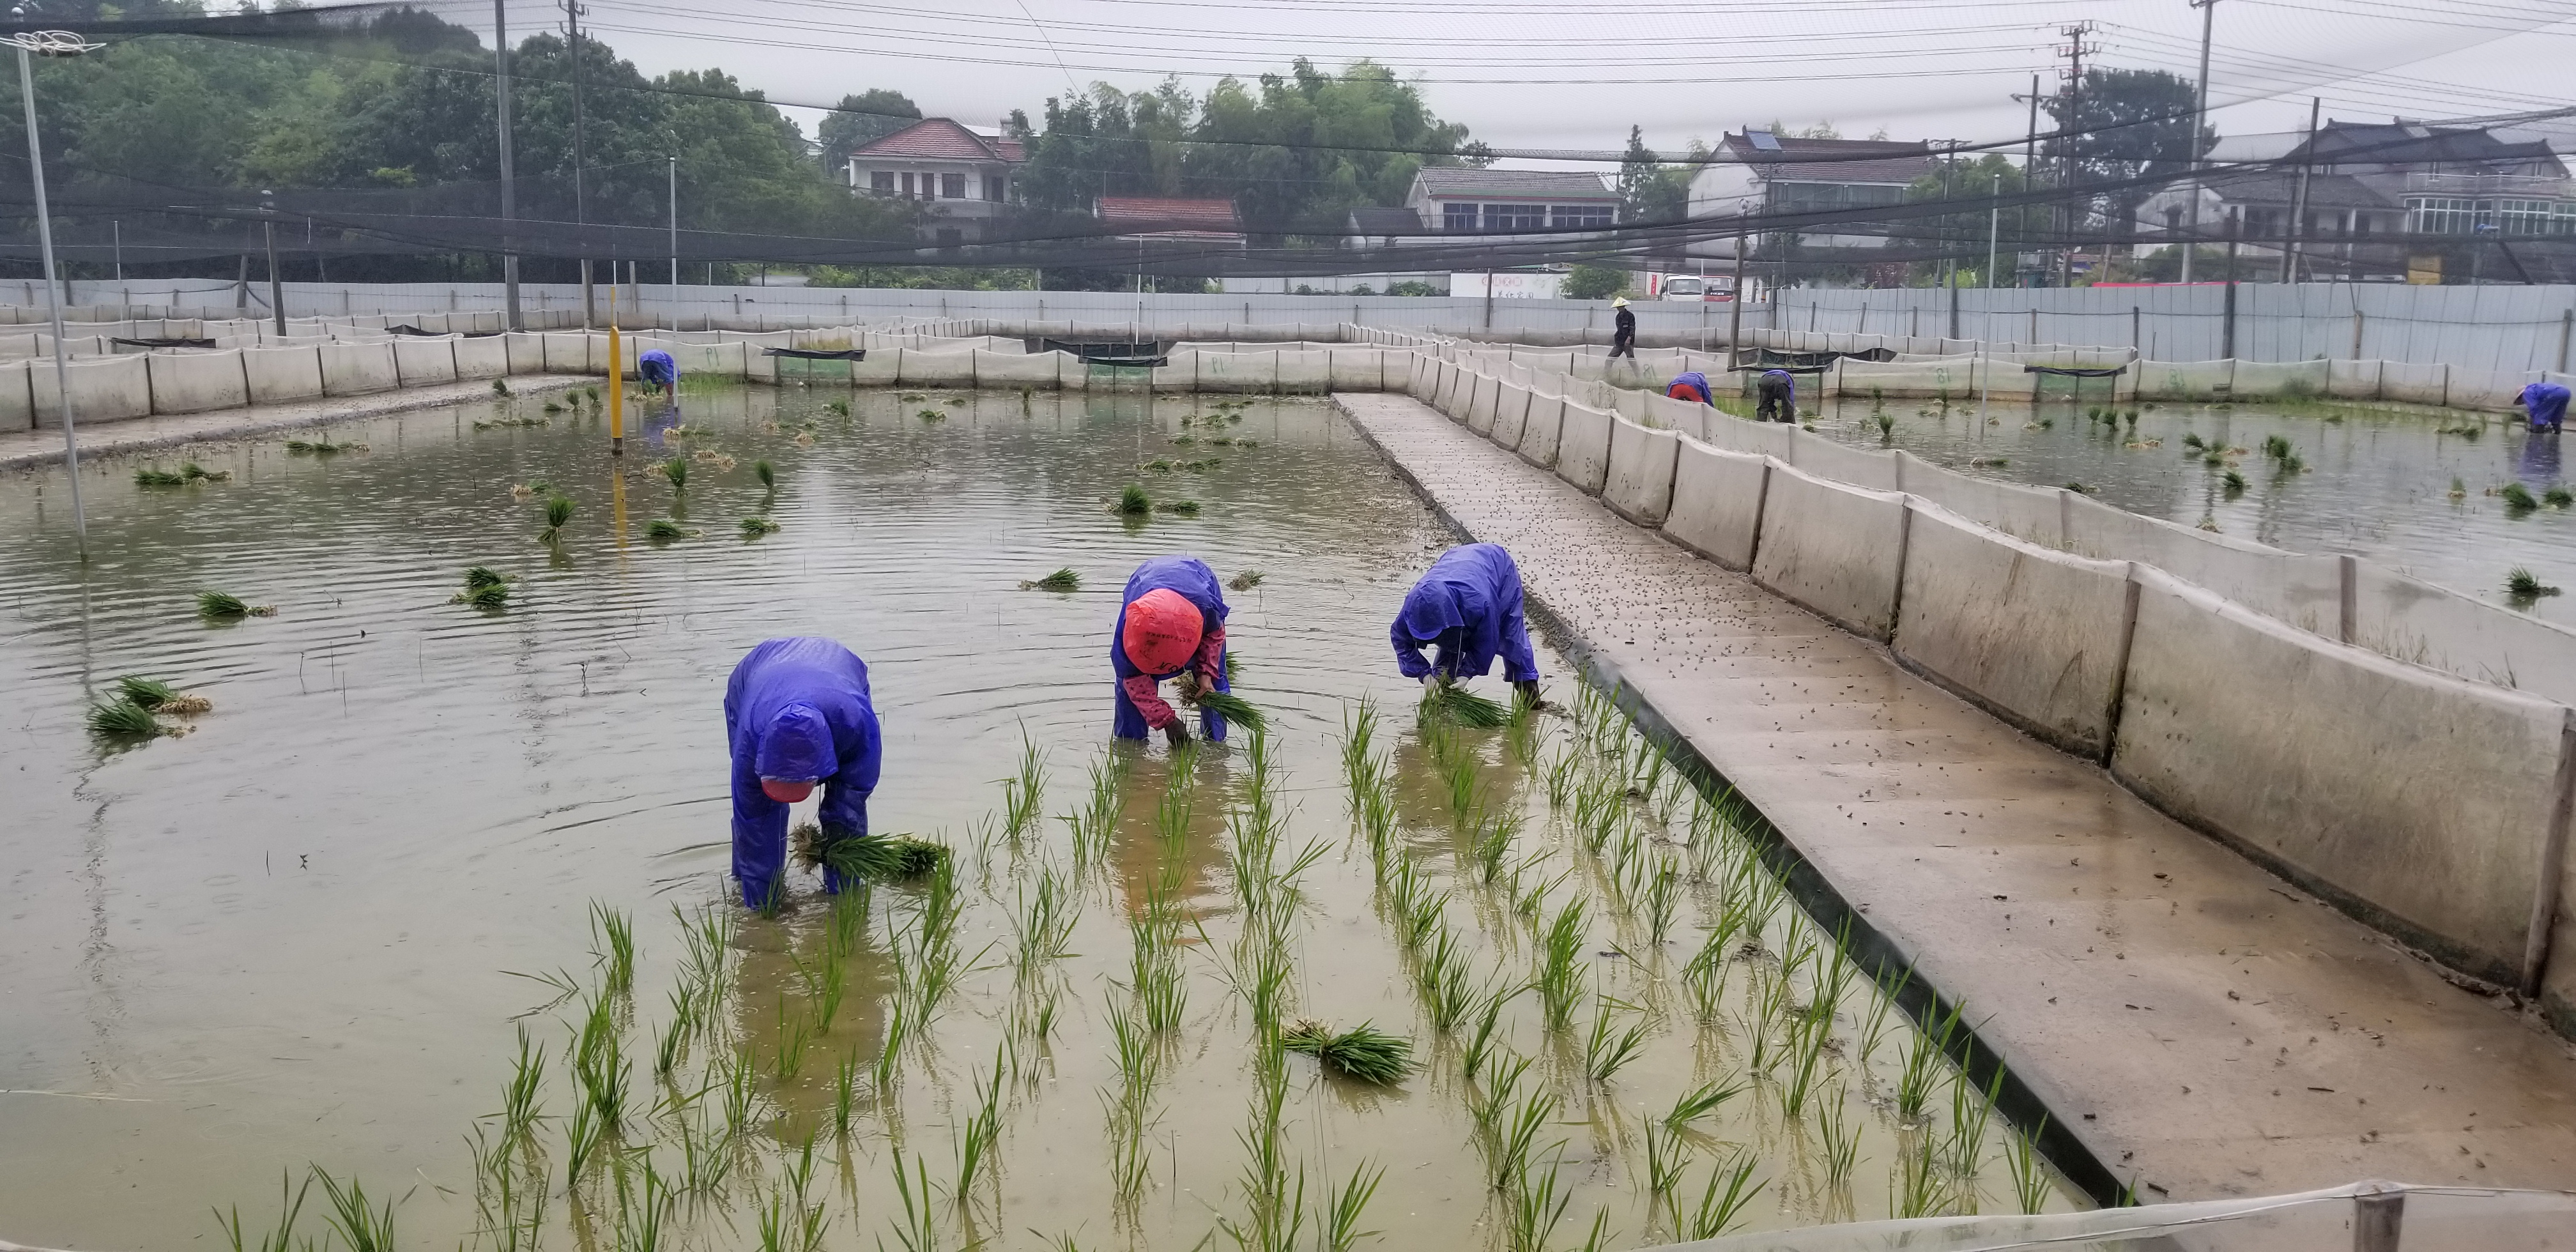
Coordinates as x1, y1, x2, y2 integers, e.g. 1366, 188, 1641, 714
1395, 543, 1544, 711
724, 636, 880, 910
1112, 556, 1234, 748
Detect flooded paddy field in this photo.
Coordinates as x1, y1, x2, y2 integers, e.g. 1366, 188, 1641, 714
0, 385, 2068, 1252
1805, 390, 2576, 625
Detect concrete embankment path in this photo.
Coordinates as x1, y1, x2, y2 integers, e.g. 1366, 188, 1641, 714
0, 375, 596, 473
1334, 391, 2576, 1202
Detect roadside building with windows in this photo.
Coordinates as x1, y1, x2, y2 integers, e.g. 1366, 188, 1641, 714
1403, 169, 1618, 233
843, 119, 1027, 246
1685, 130, 1936, 258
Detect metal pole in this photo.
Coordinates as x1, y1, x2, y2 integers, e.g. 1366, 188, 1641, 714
2182, 0, 2216, 284
668, 154, 678, 289
496, 0, 521, 330
1986, 173, 2002, 287
2283, 95, 2320, 284
18, 40, 87, 556
263, 194, 285, 337
566, 0, 592, 329
1726, 232, 1747, 355
111, 218, 119, 281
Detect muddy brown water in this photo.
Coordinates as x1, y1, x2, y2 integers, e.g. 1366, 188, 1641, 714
0, 385, 2069, 1251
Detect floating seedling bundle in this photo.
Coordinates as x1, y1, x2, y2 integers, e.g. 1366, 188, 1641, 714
1282, 1019, 1413, 1084
738, 517, 781, 538
1020, 567, 1081, 592
792, 822, 950, 881
2506, 567, 2561, 599
542, 494, 574, 540
87, 698, 166, 737
1419, 682, 1515, 729
754, 460, 776, 490
452, 566, 513, 607
135, 462, 229, 486
1116, 484, 1153, 515
119, 674, 212, 715
1228, 570, 1264, 591
284, 438, 360, 455
645, 518, 698, 541
661, 459, 689, 490
197, 590, 277, 618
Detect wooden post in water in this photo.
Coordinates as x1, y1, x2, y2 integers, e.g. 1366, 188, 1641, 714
608, 324, 624, 455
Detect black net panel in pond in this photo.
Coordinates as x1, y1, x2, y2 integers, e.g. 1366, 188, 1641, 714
2026, 363, 2126, 405
111, 336, 216, 348
389, 323, 503, 338
762, 348, 868, 360
1741, 347, 1895, 369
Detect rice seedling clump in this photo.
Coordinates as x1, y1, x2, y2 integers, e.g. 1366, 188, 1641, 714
452, 566, 512, 607
1021, 567, 1081, 592
87, 699, 165, 737
197, 590, 277, 618
1420, 683, 1513, 729
1227, 570, 1265, 591
134, 468, 188, 486
1185, 688, 1266, 733
754, 460, 775, 489
2502, 482, 2540, 512
793, 823, 950, 881
542, 494, 574, 540
660, 459, 689, 490
738, 517, 781, 538
1282, 1020, 1413, 1084
1116, 484, 1153, 515
645, 518, 692, 541
117, 675, 211, 715
2506, 567, 2561, 599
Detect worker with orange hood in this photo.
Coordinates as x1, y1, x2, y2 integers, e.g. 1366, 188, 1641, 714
1113, 555, 1234, 746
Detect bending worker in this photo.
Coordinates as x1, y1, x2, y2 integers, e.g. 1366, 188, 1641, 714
2517, 380, 2568, 432
1609, 296, 1637, 360
1666, 370, 1713, 404
725, 637, 881, 910
1393, 543, 1540, 703
1113, 555, 1234, 747
639, 348, 680, 399
1756, 367, 1797, 422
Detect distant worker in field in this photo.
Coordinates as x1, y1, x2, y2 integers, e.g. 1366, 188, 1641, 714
1609, 296, 1637, 360
1666, 370, 1713, 404
639, 348, 680, 399
1756, 368, 1797, 422
2516, 380, 2568, 432
1393, 543, 1540, 704
724, 637, 881, 910
1113, 556, 1234, 747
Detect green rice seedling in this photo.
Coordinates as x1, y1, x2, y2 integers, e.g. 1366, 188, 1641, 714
644, 517, 687, 541
1873, 411, 1896, 443
1186, 687, 1265, 732
2222, 468, 2247, 495
1420, 682, 1513, 728
1013, 863, 1078, 977
583, 386, 601, 405
1228, 569, 1266, 591
739, 517, 781, 538
830, 1051, 861, 1138
1468, 808, 1522, 885
1644, 867, 1682, 946
540, 494, 574, 541
954, 1055, 1005, 1196
2451, 476, 2470, 500
1580, 995, 1648, 1083
2506, 568, 2562, 599
500, 1027, 546, 1143
1414, 928, 1476, 1031
661, 457, 687, 490
871, 1000, 908, 1096
493, 379, 511, 396
1021, 567, 1080, 592
803, 827, 949, 882
1117, 483, 1153, 515
1491, 1085, 1563, 1191
1644, 1118, 1689, 1203
654, 993, 695, 1079
135, 466, 188, 486
885, 1154, 940, 1252
2275, 452, 2306, 475
826, 399, 851, 416
1897, 1000, 1966, 1122
1683, 1153, 1766, 1240
562, 1099, 603, 1180
2261, 434, 2292, 460
1779, 1016, 1829, 1117
1002, 726, 1048, 838
1504, 1159, 1572, 1252
590, 902, 636, 995
88, 699, 163, 737
2180, 432, 2207, 452
1282, 1019, 1414, 1084
2503, 482, 2540, 512
1535, 899, 1586, 1031
917, 409, 947, 422
773, 1002, 811, 1083
1665, 1080, 1742, 1131
310, 1168, 401, 1252
1814, 1083, 1862, 1189
197, 590, 275, 618
1319, 1161, 1383, 1252
1947, 1064, 2006, 1177
1896, 1133, 1944, 1218
216, 1171, 312, 1252
2549, 485, 2576, 508
2006, 1115, 2053, 1214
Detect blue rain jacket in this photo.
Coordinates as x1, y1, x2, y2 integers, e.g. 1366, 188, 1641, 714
639, 349, 679, 388
1112, 556, 1233, 742
724, 637, 881, 908
1667, 371, 1713, 404
1393, 543, 1540, 683
2522, 381, 2568, 431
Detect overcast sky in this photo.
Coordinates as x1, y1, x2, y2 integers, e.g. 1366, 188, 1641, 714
494, 0, 2576, 162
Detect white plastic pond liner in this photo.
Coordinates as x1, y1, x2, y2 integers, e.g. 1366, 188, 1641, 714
1641, 1182, 2576, 1252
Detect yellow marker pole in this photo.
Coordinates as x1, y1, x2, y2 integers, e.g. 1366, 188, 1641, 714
608, 322, 624, 455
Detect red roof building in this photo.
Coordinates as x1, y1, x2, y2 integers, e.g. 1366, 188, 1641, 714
846, 119, 1027, 245
1094, 196, 1246, 247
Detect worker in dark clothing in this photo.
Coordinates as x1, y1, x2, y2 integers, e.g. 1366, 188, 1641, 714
1609, 297, 1636, 359
1756, 368, 1797, 422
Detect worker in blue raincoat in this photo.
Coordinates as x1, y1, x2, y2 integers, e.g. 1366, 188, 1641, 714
640, 349, 680, 399
1392, 543, 1540, 701
1666, 370, 1713, 404
725, 637, 881, 910
1113, 556, 1234, 747
2517, 381, 2568, 432
1756, 369, 1797, 422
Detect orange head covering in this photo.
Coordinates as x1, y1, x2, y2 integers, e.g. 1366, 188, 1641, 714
1122, 588, 1204, 674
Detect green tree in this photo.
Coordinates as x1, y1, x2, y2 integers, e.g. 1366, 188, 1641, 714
1897, 153, 2047, 286
1616, 126, 1695, 224
817, 89, 923, 176
2042, 68, 2208, 232
1563, 263, 1629, 300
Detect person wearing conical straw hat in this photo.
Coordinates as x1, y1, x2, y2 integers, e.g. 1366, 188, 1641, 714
1113, 556, 1234, 747
1609, 296, 1638, 359
1393, 543, 1540, 703
724, 637, 881, 910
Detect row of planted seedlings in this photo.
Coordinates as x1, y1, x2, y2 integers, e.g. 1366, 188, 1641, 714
1340, 678, 2069, 1246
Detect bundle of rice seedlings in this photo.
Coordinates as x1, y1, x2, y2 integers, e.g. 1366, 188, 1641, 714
493, 379, 512, 396
793, 822, 950, 880
2221, 470, 2247, 496
134, 468, 187, 486
739, 517, 781, 538
2064, 481, 2092, 494
197, 590, 276, 619
2506, 567, 2561, 599
583, 386, 601, 404
1282, 1019, 1413, 1085
1020, 567, 1080, 592
542, 494, 574, 540
755, 460, 776, 489
88, 699, 164, 737
1142, 459, 1174, 473
1116, 484, 1153, 515
1236, 439, 1259, 449
917, 409, 947, 423
645, 518, 692, 541
1420, 683, 1512, 729
661, 459, 689, 490
899, 391, 926, 401
115, 675, 211, 715
1153, 499, 1201, 516
1209, 436, 1234, 447
1184, 688, 1265, 733
691, 450, 737, 471
181, 462, 228, 482
453, 567, 512, 607
1228, 570, 1265, 591
2549, 485, 2575, 508
283, 439, 358, 455
542, 401, 566, 414
826, 399, 851, 416
2503, 482, 2540, 512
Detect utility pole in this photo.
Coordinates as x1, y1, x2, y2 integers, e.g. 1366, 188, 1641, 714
2009, 77, 2041, 290
496, 0, 520, 330
2281, 95, 2320, 283
1987, 172, 2003, 288
262, 189, 285, 337
2182, 0, 2218, 284
563, 0, 592, 328
668, 155, 678, 289
1726, 231, 1747, 356
2053, 21, 2097, 288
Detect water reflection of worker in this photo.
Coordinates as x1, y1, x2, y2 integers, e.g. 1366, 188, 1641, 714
2516, 381, 2568, 432
640, 349, 680, 400
1666, 370, 1713, 404
1609, 297, 1637, 360
1756, 369, 1797, 422
1393, 543, 1540, 703
1113, 556, 1233, 748
725, 637, 881, 910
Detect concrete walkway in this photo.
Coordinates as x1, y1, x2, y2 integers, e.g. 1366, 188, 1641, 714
0, 374, 595, 472
1335, 392, 2576, 1203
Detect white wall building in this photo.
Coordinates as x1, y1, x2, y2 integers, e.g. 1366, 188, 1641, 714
844, 119, 1027, 246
